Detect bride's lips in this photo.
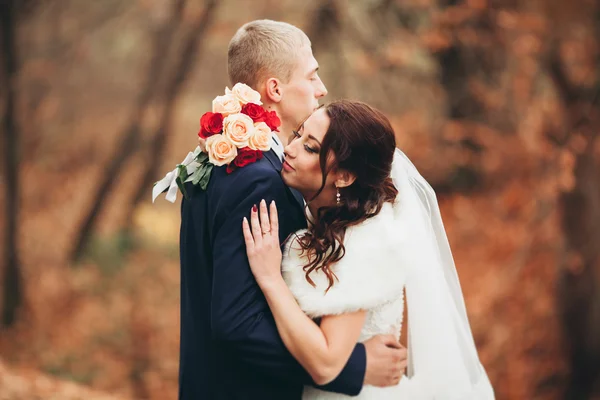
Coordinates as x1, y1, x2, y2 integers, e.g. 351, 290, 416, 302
282, 159, 295, 172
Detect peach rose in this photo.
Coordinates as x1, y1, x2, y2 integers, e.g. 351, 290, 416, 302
248, 122, 272, 151
206, 134, 237, 166
230, 83, 262, 105
223, 113, 255, 147
212, 93, 242, 116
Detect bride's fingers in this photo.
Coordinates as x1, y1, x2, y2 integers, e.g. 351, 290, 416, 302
242, 218, 254, 250
380, 334, 402, 349
270, 201, 279, 236
250, 204, 263, 245
259, 199, 270, 236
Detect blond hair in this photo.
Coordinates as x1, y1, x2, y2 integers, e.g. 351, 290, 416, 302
228, 20, 311, 89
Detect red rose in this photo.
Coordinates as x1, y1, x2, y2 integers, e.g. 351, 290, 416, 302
226, 147, 264, 174
241, 103, 266, 122
226, 163, 236, 174
235, 147, 263, 167
198, 112, 224, 139
262, 110, 281, 131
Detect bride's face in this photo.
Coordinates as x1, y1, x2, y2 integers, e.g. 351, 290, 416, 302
281, 108, 338, 203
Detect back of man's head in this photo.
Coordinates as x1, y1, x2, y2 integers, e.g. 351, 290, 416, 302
228, 20, 311, 89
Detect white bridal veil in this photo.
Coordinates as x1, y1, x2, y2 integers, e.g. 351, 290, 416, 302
390, 149, 495, 399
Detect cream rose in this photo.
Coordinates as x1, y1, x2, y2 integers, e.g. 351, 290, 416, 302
212, 93, 242, 116
230, 82, 262, 105
206, 134, 237, 166
248, 122, 272, 151
223, 113, 255, 147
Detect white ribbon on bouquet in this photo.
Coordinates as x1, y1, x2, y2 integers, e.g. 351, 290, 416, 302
152, 146, 202, 203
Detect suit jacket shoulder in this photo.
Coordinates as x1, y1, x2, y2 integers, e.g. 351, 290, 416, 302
208, 157, 283, 202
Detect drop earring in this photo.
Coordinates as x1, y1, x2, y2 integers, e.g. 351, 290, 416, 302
336, 187, 341, 205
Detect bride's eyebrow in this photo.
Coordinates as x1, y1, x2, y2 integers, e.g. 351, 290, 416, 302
296, 119, 306, 131
307, 134, 322, 145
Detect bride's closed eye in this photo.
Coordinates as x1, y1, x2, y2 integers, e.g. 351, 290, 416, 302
291, 128, 318, 154
304, 143, 318, 154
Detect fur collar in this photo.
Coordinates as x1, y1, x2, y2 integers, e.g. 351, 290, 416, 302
282, 202, 409, 318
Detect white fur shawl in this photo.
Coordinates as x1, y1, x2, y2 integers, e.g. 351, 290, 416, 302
281, 202, 410, 318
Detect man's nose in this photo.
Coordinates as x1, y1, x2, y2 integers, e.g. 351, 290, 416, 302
316, 77, 328, 98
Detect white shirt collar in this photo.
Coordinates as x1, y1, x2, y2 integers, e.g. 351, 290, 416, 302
271, 134, 285, 162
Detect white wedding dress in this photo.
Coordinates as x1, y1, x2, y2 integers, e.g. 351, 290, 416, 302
281, 150, 495, 399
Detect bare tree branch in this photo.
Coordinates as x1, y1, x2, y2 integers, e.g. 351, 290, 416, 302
1, 0, 23, 327
70, 0, 187, 263
553, 11, 600, 397
125, 0, 219, 228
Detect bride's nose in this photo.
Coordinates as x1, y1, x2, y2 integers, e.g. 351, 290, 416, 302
284, 142, 296, 158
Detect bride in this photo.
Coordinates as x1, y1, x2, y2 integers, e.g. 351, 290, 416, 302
242, 100, 495, 399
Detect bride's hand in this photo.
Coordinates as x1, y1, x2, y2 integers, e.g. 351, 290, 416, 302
242, 199, 282, 286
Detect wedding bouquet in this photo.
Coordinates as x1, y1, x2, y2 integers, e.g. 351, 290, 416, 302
152, 83, 280, 203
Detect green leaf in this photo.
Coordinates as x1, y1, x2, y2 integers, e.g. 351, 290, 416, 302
189, 164, 207, 185
178, 164, 188, 181
176, 176, 188, 200
198, 164, 214, 190
177, 165, 190, 200
196, 152, 209, 164
197, 164, 212, 186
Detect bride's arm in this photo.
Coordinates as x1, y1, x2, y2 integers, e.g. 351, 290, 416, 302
260, 277, 366, 385
243, 200, 367, 385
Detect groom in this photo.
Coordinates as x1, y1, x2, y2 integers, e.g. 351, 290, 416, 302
179, 20, 407, 399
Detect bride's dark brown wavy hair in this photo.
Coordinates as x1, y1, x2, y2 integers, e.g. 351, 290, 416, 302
298, 100, 398, 291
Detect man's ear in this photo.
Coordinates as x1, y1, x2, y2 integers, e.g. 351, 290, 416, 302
334, 170, 356, 189
265, 77, 283, 103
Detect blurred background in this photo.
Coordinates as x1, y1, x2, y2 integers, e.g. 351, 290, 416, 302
1, 0, 599, 399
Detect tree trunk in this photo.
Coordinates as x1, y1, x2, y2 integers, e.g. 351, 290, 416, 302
69, 0, 187, 263
1, 0, 23, 327
552, 17, 600, 396
559, 132, 600, 399
124, 0, 218, 229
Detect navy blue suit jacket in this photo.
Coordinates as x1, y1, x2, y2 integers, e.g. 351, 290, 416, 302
178, 149, 366, 399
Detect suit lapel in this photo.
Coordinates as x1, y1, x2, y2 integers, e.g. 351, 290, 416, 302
263, 149, 282, 171
289, 187, 305, 212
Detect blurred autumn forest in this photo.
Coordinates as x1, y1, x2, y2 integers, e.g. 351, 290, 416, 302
0, 0, 599, 399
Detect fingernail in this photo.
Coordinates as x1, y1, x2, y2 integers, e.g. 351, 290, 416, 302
261, 199, 266, 206
252, 205, 257, 212
243, 217, 247, 223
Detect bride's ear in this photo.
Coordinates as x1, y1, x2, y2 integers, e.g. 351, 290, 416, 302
334, 170, 356, 189
265, 78, 283, 103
